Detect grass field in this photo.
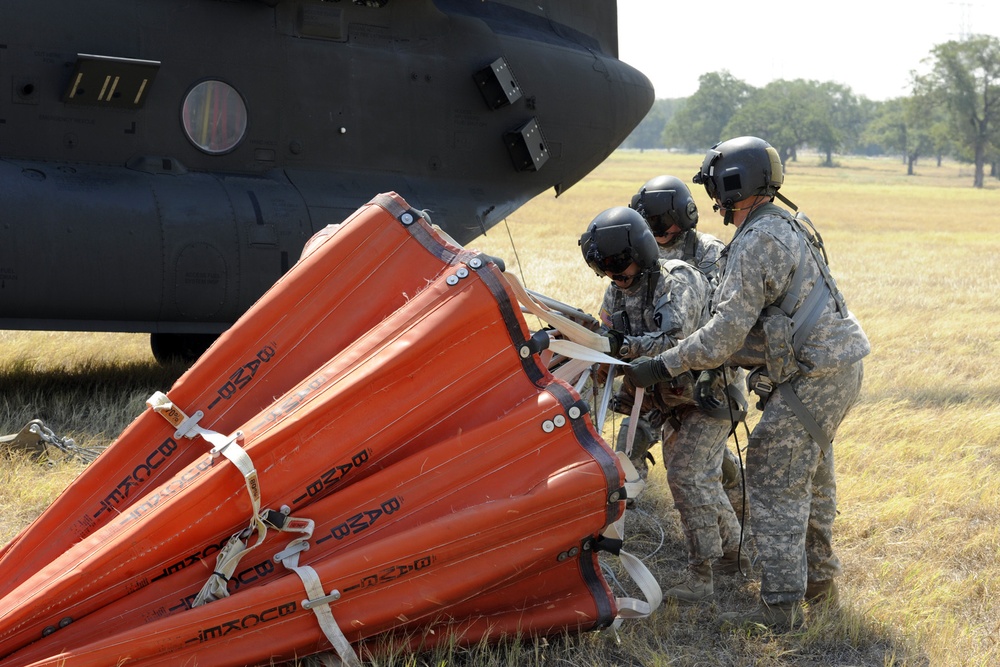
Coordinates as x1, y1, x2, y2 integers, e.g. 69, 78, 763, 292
1, 150, 998, 666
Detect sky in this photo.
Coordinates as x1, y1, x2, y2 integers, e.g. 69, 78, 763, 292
616, 0, 1000, 102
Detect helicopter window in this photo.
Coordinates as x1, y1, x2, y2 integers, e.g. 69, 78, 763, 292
181, 80, 248, 155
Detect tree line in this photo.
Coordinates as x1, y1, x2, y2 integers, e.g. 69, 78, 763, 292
622, 34, 1000, 188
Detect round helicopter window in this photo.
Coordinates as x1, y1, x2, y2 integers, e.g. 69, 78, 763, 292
181, 80, 247, 155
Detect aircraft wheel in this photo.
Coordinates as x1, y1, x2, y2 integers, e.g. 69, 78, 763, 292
150, 333, 218, 365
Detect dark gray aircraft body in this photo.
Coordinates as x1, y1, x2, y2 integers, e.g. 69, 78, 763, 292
0, 0, 653, 360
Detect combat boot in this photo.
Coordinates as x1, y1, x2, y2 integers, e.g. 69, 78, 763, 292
719, 600, 805, 632
713, 549, 752, 576
805, 579, 839, 608
664, 560, 713, 603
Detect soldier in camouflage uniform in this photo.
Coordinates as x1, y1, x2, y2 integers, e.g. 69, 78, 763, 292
580, 206, 748, 603
625, 137, 870, 629
627, 175, 748, 523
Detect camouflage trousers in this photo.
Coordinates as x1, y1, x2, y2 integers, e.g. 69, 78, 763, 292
747, 360, 864, 605
661, 409, 744, 566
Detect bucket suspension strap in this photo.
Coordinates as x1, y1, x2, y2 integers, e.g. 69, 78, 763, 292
274, 519, 362, 667
505, 273, 611, 353
147, 391, 359, 664
599, 453, 662, 624
147, 391, 271, 606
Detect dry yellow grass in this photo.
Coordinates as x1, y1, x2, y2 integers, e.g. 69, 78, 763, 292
0, 150, 997, 666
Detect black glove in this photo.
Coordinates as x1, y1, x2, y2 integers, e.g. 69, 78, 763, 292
623, 356, 671, 388
603, 329, 625, 358
694, 369, 725, 411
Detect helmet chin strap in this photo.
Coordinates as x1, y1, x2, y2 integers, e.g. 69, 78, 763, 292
618, 270, 647, 295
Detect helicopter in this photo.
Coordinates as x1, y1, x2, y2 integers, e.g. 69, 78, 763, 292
0, 0, 653, 362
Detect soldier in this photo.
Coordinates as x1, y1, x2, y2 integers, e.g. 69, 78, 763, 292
581, 206, 749, 603
625, 137, 870, 629
626, 176, 747, 518
630, 174, 724, 282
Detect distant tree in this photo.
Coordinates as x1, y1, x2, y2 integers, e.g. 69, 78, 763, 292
661, 71, 754, 150
723, 79, 833, 165
816, 82, 870, 164
621, 98, 682, 149
915, 34, 1000, 187
723, 79, 869, 167
851, 96, 881, 154
863, 97, 938, 174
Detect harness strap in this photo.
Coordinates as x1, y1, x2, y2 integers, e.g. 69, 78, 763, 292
623, 386, 644, 457
791, 277, 830, 353
682, 229, 698, 264
741, 206, 844, 457
700, 381, 749, 424
777, 383, 832, 458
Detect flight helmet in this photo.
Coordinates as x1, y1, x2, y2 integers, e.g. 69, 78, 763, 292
579, 206, 659, 278
629, 174, 699, 236
692, 136, 783, 209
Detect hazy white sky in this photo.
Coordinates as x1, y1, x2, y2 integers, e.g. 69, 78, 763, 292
617, 0, 1000, 101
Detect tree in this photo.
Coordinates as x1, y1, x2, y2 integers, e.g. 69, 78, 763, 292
863, 96, 939, 175
661, 71, 754, 151
621, 98, 682, 150
816, 82, 871, 164
723, 79, 833, 164
915, 34, 1000, 188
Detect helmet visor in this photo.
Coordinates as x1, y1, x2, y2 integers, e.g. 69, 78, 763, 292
586, 247, 634, 275
645, 214, 671, 236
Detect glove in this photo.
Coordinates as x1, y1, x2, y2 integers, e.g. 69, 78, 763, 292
603, 329, 625, 358
623, 356, 671, 388
694, 369, 725, 411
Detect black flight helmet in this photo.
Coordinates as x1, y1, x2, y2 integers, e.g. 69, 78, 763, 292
629, 174, 699, 236
692, 136, 783, 210
579, 206, 659, 277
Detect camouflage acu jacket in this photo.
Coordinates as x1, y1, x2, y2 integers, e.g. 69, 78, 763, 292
657, 229, 726, 285
660, 204, 871, 379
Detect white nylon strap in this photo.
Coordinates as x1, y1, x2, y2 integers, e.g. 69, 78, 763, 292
550, 357, 593, 386
146, 391, 268, 606
274, 520, 361, 667
504, 273, 610, 352
614, 549, 663, 620
601, 453, 661, 624
614, 452, 646, 514
548, 338, 625, 366
596, 365, 616, 433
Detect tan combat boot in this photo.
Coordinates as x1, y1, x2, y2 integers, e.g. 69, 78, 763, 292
713, 549, 752, 576
805, 579, 840, 608
719, 600, 805, 632
664, 560, 713, 603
